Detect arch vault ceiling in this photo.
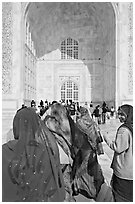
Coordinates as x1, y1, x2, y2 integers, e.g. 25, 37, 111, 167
26, 2, 115, 58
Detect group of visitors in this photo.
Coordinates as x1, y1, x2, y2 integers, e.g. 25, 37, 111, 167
2, 98, 133, 202
30, 99, 78, 120
29, 99, 115, 126
30, 99, 50, 116
62, 100, 116, 125
89, 101, 116, 125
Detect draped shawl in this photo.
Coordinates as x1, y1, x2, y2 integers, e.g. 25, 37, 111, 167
2, 107, 65, 202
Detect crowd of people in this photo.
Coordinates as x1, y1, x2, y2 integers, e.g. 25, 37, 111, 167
29, 99, 116, 126
2, 98, 133, 202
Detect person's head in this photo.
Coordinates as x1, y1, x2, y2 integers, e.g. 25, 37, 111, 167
31, 100, 36, 107
22, 104, 25, 108
118, 104, 133, 124
52, 100, 58, 105
13, 107, 40, 140
103, 101, 106, 106
69, 100, 72, 105
79, 106, 88, 116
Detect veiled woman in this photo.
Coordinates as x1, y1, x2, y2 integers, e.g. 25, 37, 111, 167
2, 107, 65, 202
72, 106, 105, 199
103, 104, 133, 202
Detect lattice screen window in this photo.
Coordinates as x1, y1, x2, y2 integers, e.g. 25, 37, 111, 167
73, 92, 78, 100
61, 81, 79, 102
61, 37, 78, 59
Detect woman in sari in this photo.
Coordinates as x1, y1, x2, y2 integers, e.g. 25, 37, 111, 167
71, 106, 105, 199
103, 104, 133, 202
2, 107, 65, 202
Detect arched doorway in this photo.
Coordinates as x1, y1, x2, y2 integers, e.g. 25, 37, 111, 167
2, 2, 133, 144
22, 2, 118, 107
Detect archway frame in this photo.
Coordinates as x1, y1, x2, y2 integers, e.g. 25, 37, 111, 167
21, 2, 120, 108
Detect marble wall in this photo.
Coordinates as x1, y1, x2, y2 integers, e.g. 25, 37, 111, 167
36, 47, 115, 106
118, 3, 133, 105
2, 3, 23, 143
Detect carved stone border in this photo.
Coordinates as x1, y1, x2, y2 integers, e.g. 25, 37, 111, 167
127, 2, 133, 95
2, 2, 13, 94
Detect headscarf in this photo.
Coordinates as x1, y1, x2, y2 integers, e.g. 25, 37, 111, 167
79, 106, 88, 116
13, 107, 39, 150
76, 106, 104, 155
8, 107, 65, 201
118, 104, 133, 135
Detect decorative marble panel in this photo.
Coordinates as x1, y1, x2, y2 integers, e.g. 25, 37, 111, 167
59, 76, 80, 85
127, 2, 133, 95
2, 2, 13, 94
